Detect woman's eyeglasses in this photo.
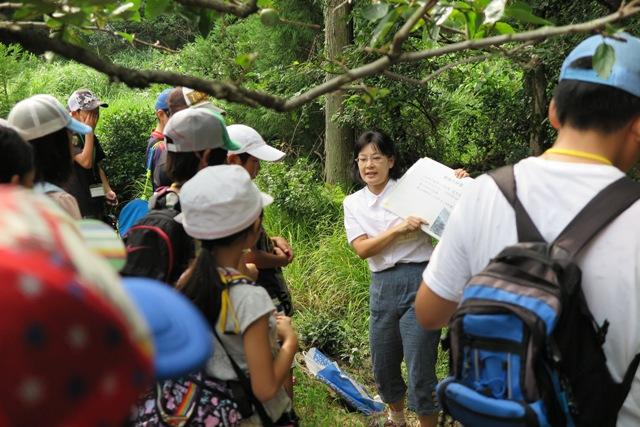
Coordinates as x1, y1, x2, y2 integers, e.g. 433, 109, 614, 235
355, 155, 386, 164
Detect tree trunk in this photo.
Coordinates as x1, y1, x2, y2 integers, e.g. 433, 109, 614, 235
323, 0, 354, 186
525, 56, 548, 156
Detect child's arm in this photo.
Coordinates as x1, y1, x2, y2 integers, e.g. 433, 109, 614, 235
243, 314, 298, 402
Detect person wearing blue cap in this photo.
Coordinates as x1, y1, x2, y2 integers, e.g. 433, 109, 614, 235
415, 32, 640, 426
7, 94, 94, 219
146, 88, 173, 190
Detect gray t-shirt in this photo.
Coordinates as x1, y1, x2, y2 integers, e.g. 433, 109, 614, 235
205, 270, 291, 423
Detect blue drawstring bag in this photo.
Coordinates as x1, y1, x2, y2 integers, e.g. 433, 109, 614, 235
304, 347, 384, 415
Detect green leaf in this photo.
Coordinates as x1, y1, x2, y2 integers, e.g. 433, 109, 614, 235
235, 52, 258, 70
465, 11, 482, 39
370, 9, 399, 47
452, 1, 473, 12
116, 31, 135, 43
362, 3, 389, 22
593, 42, 616, 80
504, 6, 552, 26
111, 2, 135, 16
43, 15, 63, 30
257, 0, 273, 8
144, 0, 171, 19
483, 0, 506, 25
494, 21, 515, 34
14, 3, 55, 20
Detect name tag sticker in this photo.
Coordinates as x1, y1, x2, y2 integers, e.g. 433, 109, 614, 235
89, 184, 105, 198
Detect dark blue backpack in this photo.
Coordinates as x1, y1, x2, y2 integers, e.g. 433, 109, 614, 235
437, 166, 640, 427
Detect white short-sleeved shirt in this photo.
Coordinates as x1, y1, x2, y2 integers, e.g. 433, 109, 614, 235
423, 157, 640, 426
344, 179, 434, 272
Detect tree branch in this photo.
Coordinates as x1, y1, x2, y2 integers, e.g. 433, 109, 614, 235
0, 25, 287, 109
1, 0, 639, 113
383, 70, 423, 85
172, 0, 258, 17
420, 43, 535, 84
0, 2, 21, 9
401, 0, 640, 62
388, 0, 437, 58
1, 21, 178, 53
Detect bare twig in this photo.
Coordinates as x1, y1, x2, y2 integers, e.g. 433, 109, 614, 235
389, 0, 438, 57
172, 0, 258, 17
279, 18, 322, 30
421, 53, 491, 83
331, 0, 350, 13
0, 21, 178, 53
0, 2, 21, 9
383, 70, 423, 85
420, 43, 534, 83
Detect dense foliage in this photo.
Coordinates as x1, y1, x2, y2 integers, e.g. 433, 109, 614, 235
2, 1, 640, 424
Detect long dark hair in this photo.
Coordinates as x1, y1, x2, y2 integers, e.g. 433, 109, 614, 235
351, 130, 401, 183
29, 128, 73, 186
179, 221, 258, 329
165, 146, 228, 186
0, 126, 33, 183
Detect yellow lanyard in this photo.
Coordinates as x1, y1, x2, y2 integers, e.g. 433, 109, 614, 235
544, 148, 612, 166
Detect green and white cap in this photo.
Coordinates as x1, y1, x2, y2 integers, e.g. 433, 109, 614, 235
164, 108, 240, 153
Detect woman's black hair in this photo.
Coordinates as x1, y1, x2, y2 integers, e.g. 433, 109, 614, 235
165, 144, 228, 186
179, 219, 259, 330
351, 130, 401, 183
0, 126, 34, 183
28, 128, 73, 186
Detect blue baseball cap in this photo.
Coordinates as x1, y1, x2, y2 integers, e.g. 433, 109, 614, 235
155, 88, 173, 112
560, 32, 640, 98
121, 277, 213, 380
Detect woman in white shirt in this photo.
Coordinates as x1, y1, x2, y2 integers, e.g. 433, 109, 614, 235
343, 131, 467, 427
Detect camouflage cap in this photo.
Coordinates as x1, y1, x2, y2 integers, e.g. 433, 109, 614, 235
67, 89, 109, 112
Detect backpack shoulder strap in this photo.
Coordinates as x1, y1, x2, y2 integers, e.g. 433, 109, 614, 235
488, 165, 545, 243
212, 328, 275, 427
553, 176, 640, 258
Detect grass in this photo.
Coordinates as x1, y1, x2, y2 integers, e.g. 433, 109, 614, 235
261, 188, 450, 426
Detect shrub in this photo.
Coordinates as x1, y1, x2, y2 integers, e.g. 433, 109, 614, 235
96, 97, 156, 203
257, 158, 344, 231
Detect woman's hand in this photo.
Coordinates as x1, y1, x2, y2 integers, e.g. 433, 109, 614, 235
393, 216, 426, 235
454, 168, 470, 179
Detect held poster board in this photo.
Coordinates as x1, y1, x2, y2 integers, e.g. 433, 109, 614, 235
382, 157, 473, 240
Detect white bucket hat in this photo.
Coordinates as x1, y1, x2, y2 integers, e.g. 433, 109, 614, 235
175, 165, 273, 240
8, 94, 92, 141
227, 124, 285, 162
